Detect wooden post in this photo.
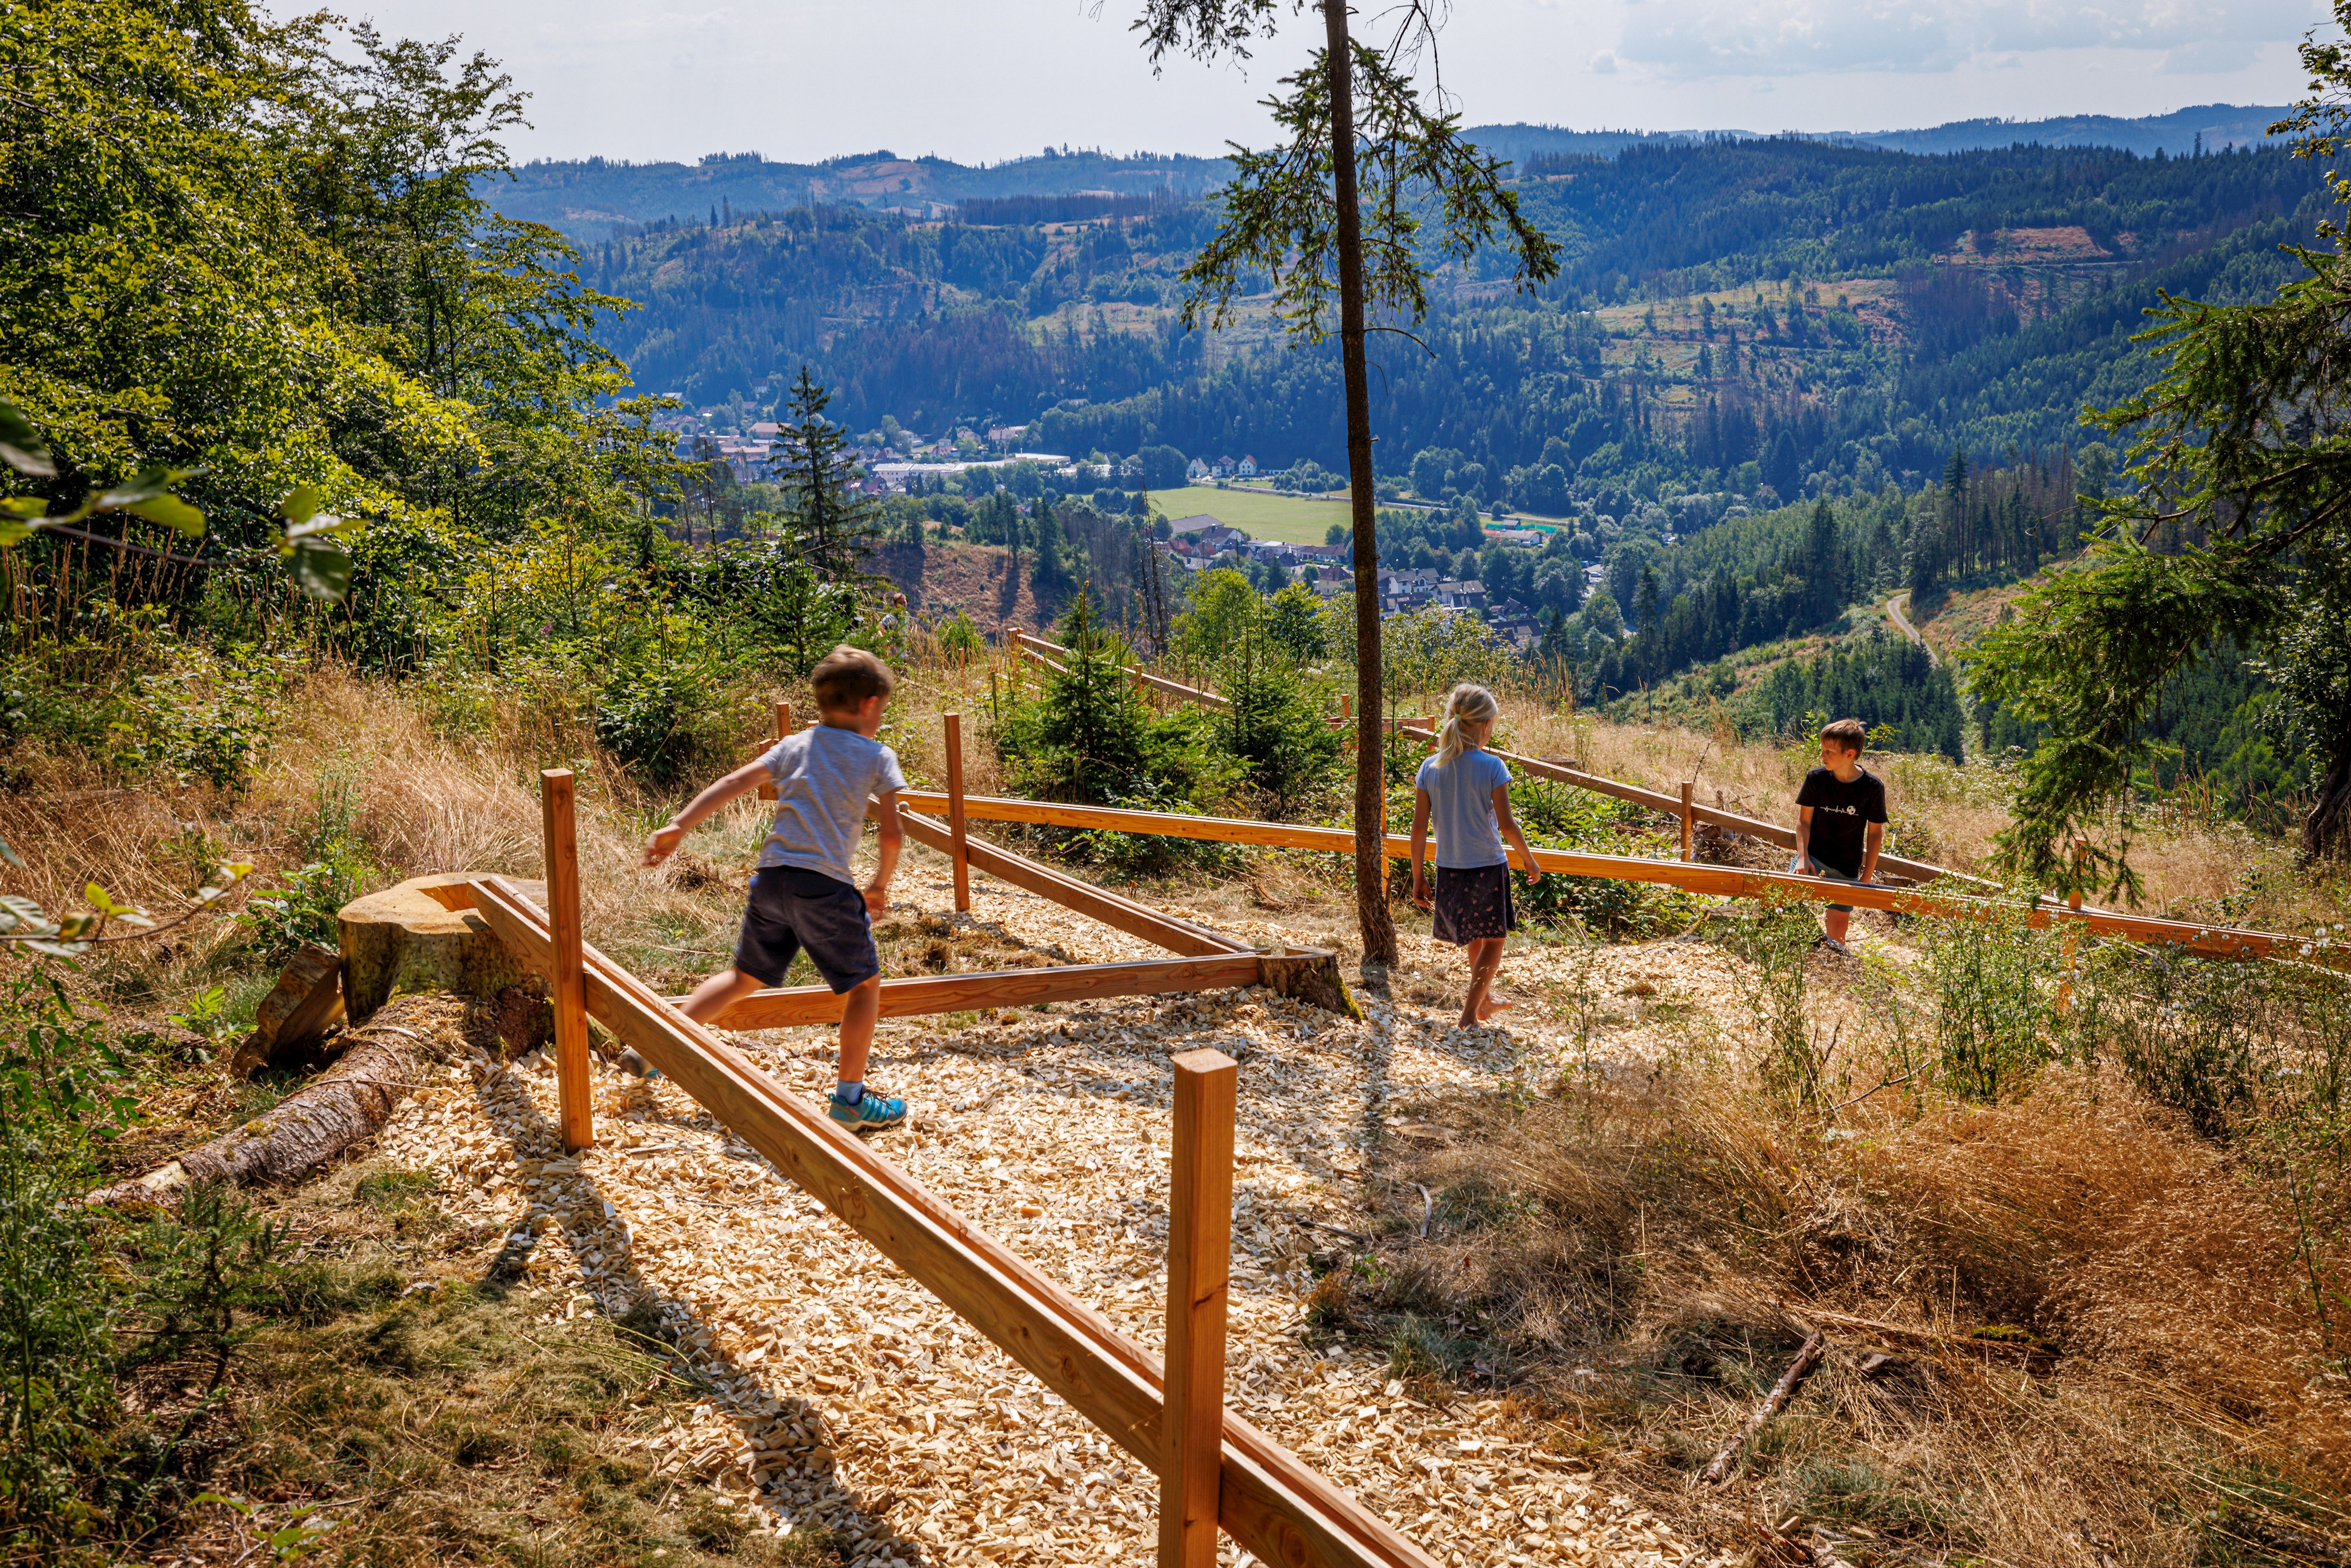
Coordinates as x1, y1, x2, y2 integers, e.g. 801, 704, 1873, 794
1679, 782, 1695, 863
756, 701, 791, 802
2058, 838, 2086, 1015
540, 769, 593, 1152
945, 712, 971, 913
1161, 1047, 1237, 1568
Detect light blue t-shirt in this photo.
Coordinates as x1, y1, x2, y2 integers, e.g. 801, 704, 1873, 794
1415, 748, 1512, 868
756, 724, 909, 885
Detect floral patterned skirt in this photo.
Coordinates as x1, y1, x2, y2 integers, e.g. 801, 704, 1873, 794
1432, 863, 1516, 946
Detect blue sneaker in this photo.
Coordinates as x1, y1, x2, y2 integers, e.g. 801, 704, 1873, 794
826, 1089, 907, 1133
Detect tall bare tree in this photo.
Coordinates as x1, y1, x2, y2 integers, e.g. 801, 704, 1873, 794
1131, 1, 1559, 962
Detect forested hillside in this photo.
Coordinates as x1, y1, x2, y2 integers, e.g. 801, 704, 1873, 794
575, 138, 2329, 506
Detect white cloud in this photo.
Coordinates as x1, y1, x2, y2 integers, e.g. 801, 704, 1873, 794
1614, 0, 2327, 79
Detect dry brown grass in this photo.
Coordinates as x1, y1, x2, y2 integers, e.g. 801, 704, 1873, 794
1346, 982, 2351, 1565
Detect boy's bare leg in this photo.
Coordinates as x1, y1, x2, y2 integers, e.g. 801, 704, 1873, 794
1460, 937, 1508, 1027
1824, 909, 1853, 945
677, 967, 766, 1024
836, 975, 881, 1089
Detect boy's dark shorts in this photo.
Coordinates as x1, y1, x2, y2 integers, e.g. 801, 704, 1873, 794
1788, 853, 1868, 913
734, 867, 878, 992
1432, 863, 1517, 946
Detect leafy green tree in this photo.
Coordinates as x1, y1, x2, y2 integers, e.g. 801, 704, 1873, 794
1264, 579, 1329, 660
1135, 0, 1560, 964
1172, 568, 1262, 666
773, 366, 882, 580
1969, 17, 2351, 882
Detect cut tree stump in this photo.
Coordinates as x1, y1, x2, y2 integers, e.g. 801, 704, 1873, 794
227, 942, 345, 1077
1259, 951, 1363, 1019
91, 994, 464, 1208
339, 872, 545, 1019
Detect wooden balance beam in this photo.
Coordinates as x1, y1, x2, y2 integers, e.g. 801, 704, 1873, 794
696, 952, 1347, 1030
894, 790, 2351, 969
449, 874, 1437, 1568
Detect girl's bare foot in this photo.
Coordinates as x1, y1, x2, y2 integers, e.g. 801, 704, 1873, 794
1476, 996, 1515, 1020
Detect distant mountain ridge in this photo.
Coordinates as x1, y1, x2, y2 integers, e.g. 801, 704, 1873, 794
1469, 104, 2290, 166
499, 106, 2294, 240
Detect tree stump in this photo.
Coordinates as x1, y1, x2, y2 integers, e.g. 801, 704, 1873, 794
1259, 952, 1363, 1019
338, 872, 545, 1020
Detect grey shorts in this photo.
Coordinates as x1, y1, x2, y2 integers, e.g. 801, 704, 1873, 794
1789, 853, 1868, 913
734, 867, 878, 991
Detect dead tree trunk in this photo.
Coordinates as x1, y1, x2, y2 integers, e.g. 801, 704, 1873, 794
92, 995, 459, 1208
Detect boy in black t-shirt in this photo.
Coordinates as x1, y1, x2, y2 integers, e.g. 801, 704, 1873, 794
1791, 717, 1887, 954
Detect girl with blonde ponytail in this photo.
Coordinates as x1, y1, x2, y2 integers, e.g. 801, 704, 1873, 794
1409, 684, 1541, 1027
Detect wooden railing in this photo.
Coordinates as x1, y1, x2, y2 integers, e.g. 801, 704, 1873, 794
899, 787, 2351, 969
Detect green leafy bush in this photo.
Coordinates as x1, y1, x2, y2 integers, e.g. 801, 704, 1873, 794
1914, 904, 2065, 1101
1508, 780, 1701, 937
592, 636, 751, 790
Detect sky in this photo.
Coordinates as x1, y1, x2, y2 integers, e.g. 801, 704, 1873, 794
321, 1, 2333, 166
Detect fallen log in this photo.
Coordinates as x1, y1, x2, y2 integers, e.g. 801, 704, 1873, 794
91, 995, 462, 1208
1700, 1328, 1828, 1485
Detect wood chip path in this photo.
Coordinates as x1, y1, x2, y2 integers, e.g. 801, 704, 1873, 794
375, 863, 1743, 1567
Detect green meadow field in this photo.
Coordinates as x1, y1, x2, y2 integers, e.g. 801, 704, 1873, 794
1147, 484, 1353, 544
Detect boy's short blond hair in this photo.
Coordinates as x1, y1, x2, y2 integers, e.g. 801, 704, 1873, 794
1820, 717, 1868, 755
810, 646, 894, 713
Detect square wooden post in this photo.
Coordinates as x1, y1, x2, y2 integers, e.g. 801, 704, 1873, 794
2058, 838, 2086, 1015
1679, 782, 1696, 863
1160, 1047, 1236, 1568
756, 701, 792, 802
944, 712, 971, 913
540, 769, 593, 1152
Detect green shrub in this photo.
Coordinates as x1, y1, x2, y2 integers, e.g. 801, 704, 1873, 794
997, 590, 1235, 812
1215, 630, 1344, 817
593, 636, 752, 789
1915, 905, 2065, 1101
1509, 781, 1702, 937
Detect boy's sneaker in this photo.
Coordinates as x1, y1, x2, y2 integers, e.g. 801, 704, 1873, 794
1815, 936, 1850, 956
827, 1088, 907, 1134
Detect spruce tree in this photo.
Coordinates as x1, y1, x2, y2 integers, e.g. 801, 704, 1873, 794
772, 366, 881, 580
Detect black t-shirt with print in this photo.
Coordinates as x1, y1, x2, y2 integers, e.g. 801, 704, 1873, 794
1796, 766, 1887, 876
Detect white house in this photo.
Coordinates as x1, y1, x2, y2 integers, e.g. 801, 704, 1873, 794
1235, 454, 1258, 477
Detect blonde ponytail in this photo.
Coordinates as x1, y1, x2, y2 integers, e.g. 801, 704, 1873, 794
1434, 683, 1500, 766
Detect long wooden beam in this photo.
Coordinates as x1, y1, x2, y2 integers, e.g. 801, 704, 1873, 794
697, 953, 1270, 1030
456, 877, 1438, 1568
1015, 632, 1229, 709
894, 791, 2351, 967
890, 806, 1250, 958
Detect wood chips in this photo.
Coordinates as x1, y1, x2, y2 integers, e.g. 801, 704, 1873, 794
374, 864, 1733, 1567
